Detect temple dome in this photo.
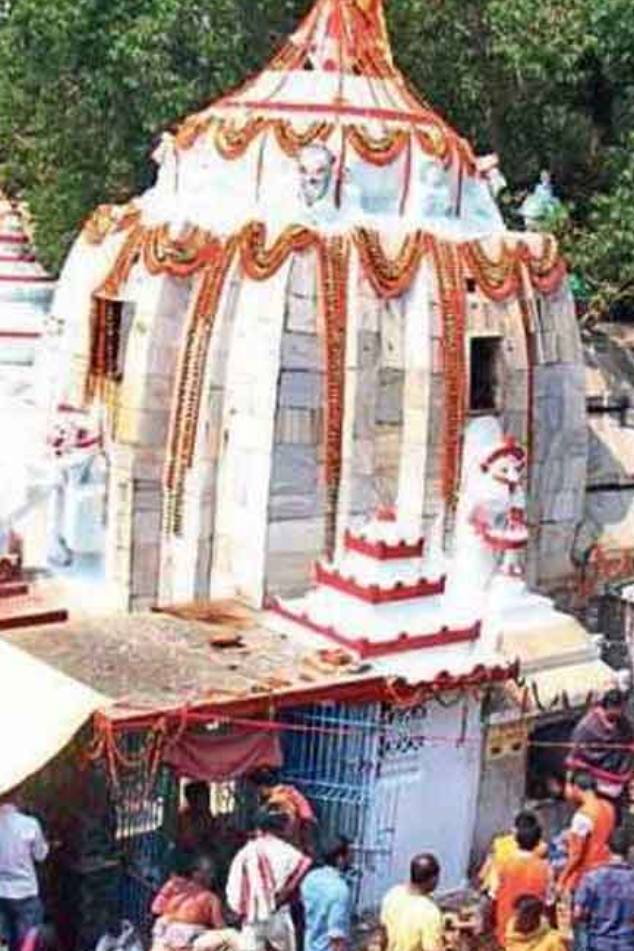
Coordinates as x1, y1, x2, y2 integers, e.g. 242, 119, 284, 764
137, 0, 503, 237
48, 0, 580, 611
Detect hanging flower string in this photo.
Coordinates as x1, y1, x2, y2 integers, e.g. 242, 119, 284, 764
429, 236, 467, 506
82, 221, 569, 534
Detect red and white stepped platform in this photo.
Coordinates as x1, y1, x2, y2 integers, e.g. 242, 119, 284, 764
268, 508, 480, 658
0, 576, 68, 631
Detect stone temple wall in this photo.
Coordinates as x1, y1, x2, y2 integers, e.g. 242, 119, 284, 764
103, 249, 586, 608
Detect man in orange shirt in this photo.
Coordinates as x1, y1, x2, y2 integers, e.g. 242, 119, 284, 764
558, 771, 615, 897
491, 821, 554, 946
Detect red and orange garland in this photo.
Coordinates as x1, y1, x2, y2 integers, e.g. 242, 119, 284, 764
82, 218, 570, 535
172, 114, 469, 171
429, 237, 467, 506
82, 202, 141, 245
164, 237, 238, 535
353, 227, 425, 298
317, 236, 349, 557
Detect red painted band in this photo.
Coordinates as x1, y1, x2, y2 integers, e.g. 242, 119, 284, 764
215, 98, 446, 129
344, 528, 424, 560
314, 562, 444, 602
268, 596, 480, 659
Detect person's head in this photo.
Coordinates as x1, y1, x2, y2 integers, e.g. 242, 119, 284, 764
254, 807, 289, 838
513, 895, 544, 935
319, 834, 352, 871
600, 689, 627, 725
184, 781, 210, 815
566, 770, 596, 803
514, 810, 539, 832
609, 826, 631, 860
249, 768, 279, 796
515, 822, 542, 853
410, 853, 440, 895
190, 853, 215, 890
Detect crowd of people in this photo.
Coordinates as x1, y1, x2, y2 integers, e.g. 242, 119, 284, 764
1, 694, 634, 951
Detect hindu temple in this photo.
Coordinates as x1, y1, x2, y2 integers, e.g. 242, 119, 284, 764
11, 0, 626, 932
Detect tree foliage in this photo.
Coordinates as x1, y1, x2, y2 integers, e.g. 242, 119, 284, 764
0, 0, 633, 315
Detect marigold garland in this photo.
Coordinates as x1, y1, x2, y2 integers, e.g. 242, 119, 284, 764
238, 221, 318, 280
272, 120, 333, 157
143, 224, 220, 278
346, 125, 409, 166
81, 216, 569, 538
316, 235, 349, 557
353, 227, 425, 298
214, 117, 268, 160
429, 236, 467, 506
82, 202, 141, 246
164, 238, 239, 535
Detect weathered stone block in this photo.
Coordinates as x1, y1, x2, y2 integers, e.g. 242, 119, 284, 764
281, 332, 321, 371
270, 445, 318, 495
377, 369, 404, 424
380, 301, 405, 368
278, 370, 322, 409
288, 250, 318, 300
275, 407, 322, 444
285, 293, 318, 334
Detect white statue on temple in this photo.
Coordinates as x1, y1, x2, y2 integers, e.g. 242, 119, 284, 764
47, 410, 105, 567
520, 169, 561, 230
445, 417, 529, 621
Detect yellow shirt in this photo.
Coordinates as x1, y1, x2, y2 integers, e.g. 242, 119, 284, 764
381, 885, 443, 951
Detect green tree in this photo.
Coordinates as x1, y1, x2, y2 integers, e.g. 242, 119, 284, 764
0, 0, 633, 317
0, 0, 308, 269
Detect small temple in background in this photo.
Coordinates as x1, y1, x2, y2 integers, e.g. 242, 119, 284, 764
0, 193, 54, 365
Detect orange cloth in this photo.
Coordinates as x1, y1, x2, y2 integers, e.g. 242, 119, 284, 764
479, 834, 548, 893
152, 876, 225, 929
559, 796, 615, 895
494, 852, 552, 946
266, 784, 315, 823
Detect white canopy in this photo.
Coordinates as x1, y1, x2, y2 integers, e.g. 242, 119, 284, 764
0, 638, 107, 794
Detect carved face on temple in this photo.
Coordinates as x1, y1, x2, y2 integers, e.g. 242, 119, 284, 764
480, 440, 526, 491
297, 144, 336, 207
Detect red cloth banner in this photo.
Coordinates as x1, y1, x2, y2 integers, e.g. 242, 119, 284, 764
163, 729, 283, 781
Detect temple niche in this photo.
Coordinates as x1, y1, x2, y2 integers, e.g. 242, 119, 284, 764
49, 0, 586, 611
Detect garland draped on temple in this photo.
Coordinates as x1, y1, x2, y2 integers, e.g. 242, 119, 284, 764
81, 213, 569, 535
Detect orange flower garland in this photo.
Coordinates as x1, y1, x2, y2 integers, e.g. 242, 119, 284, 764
238, 221, 318, 280
82, 202, 141, 246
429, 236, 467, 506
214, 117, 268, 160
353, 227, 425, 298
461, 240, 521, 301
143, 224, 220, 278
272, 120, 333, 157
346, 126, 409, 166
164, 238, 238, 535
316, 235, 350, 557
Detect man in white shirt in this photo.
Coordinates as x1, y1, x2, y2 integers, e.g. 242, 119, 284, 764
0, 794, 49, 951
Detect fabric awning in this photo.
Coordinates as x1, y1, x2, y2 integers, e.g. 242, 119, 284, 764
0, 638, 107, 795
163, 728, 283, 781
